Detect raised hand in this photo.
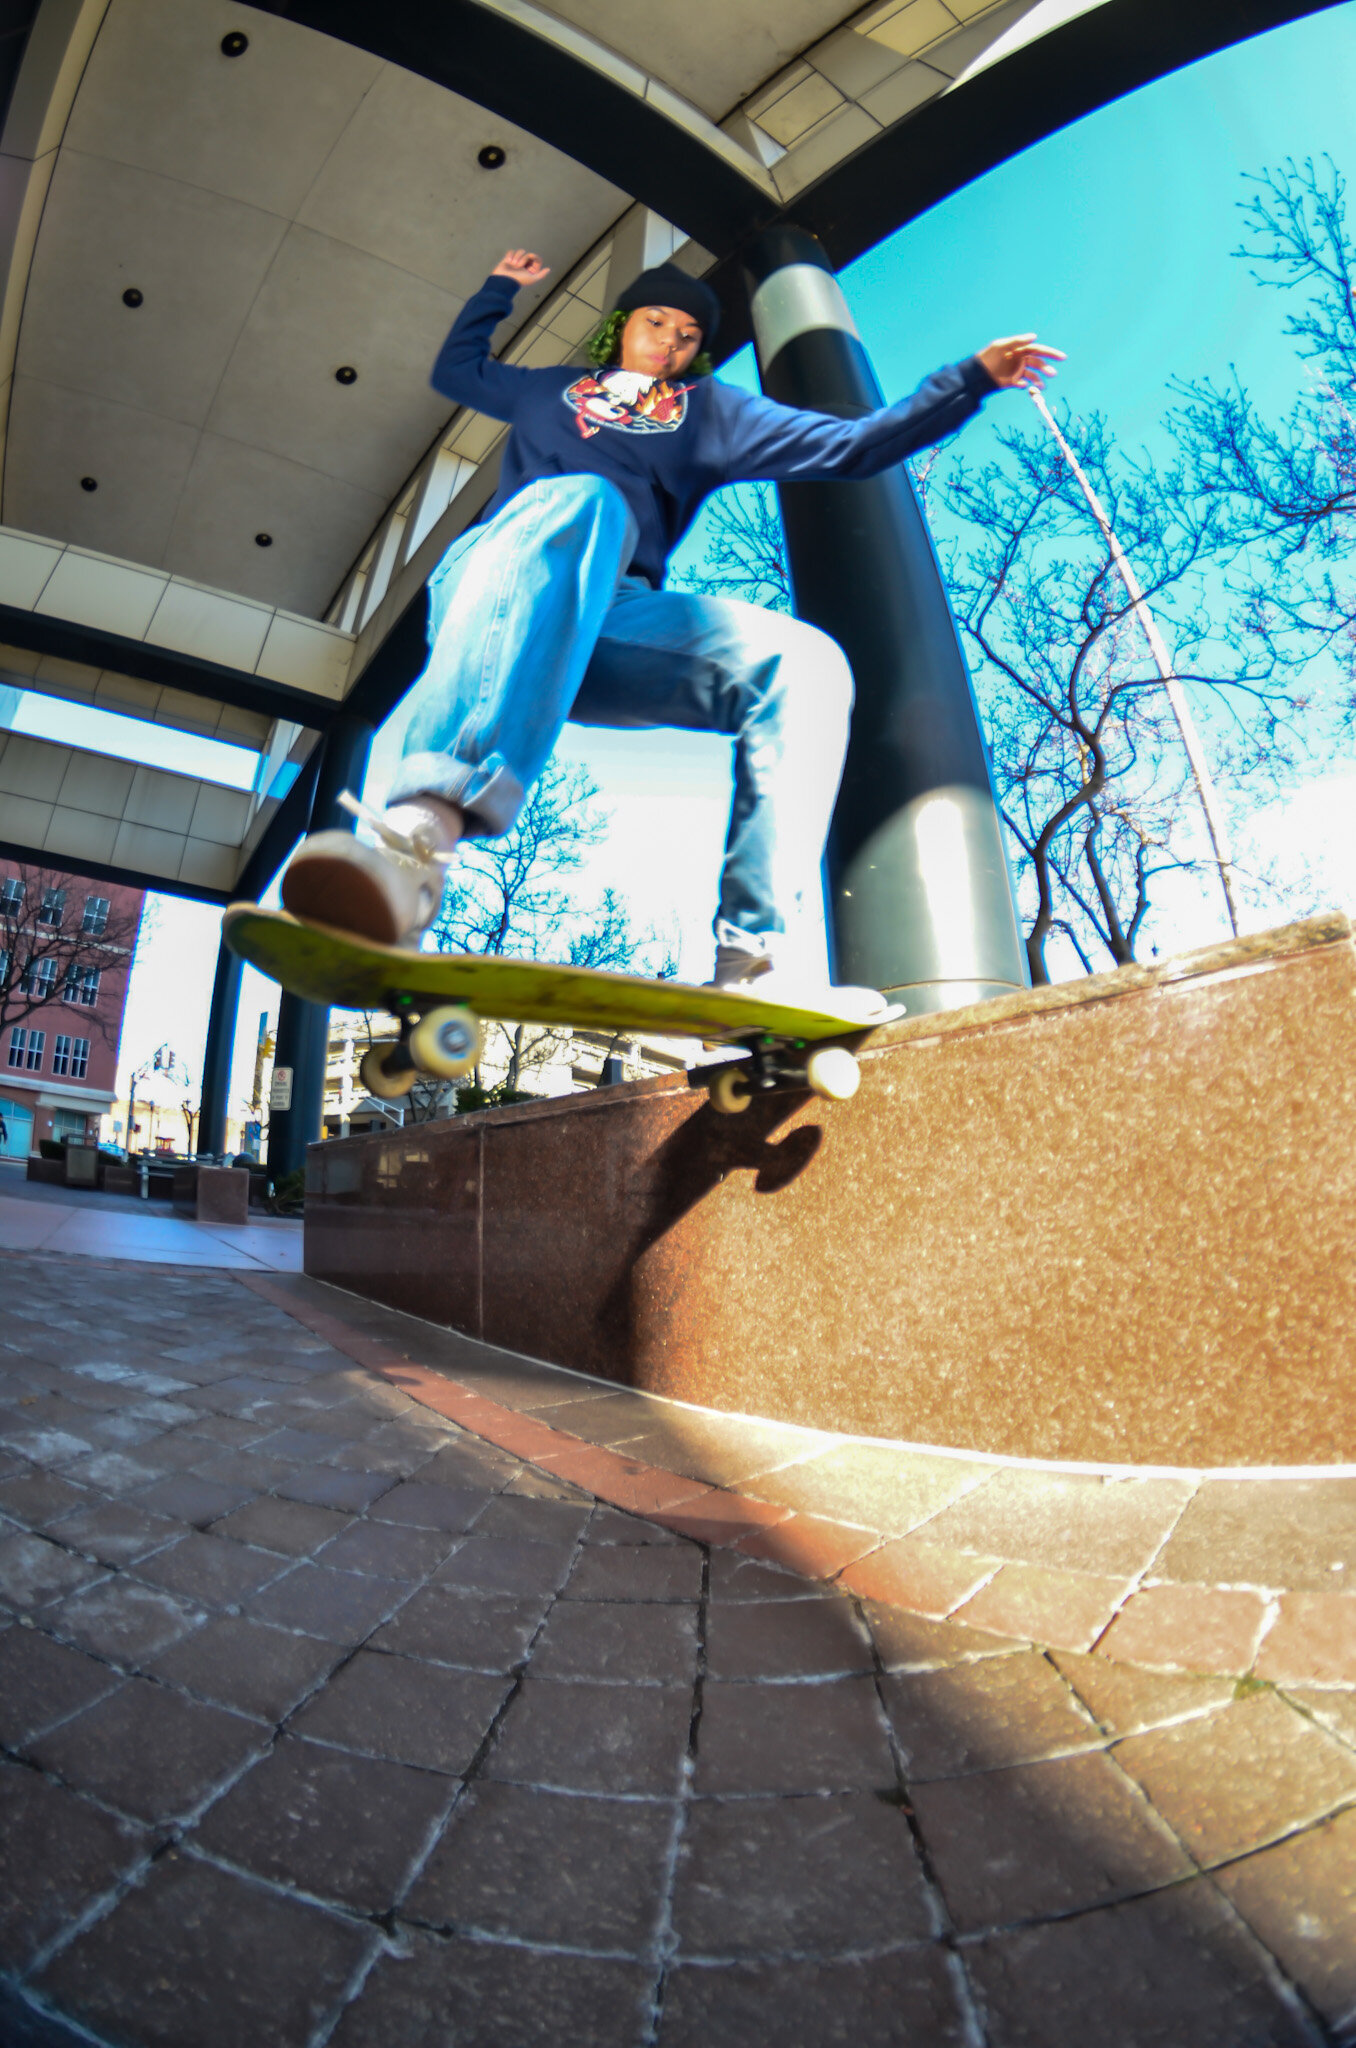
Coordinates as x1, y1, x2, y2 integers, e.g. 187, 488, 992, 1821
492, 248, 551, 287
977, 335, 1066, 391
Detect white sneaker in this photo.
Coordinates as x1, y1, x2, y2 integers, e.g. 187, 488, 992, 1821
280, 793, 456, 947
709, 939, 894, 1025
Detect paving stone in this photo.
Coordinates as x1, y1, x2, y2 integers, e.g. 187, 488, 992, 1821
273, 1463, 395, 1513
0, 1531, 103, 1611
418, 1441, 518, 1490
41, 1497, 182, 1566
839, 1536, 1000, 1618
434, 1535, 577, 1596
1286, 1686, 1356, 1750
658, 1950, 970, 2046
966, 1878, 1316, 2047
194, 1734, 453, 1913
26, 1677, 266, 1823
313, 1516, 458, 1580
0, 1471, 91, 1528
367, 1583, 549, 1673
134, 1531, 292, 1608
736, 1512, 880, 1581
564, 1541, 704, 1603
35, 1848, 376, 2048
408, 1781, 675, 1948
1095, 1583, 1271, 1674
132, 1473, 256, 1527
329, 1934, 653, 2048
243, 1561, 411, 1642
671, 1791, 932, 1956
504, 1465, 600, 1505
190, 1449, 298, 1492
472, 1491, 592, 1544
61, 1450, 164, 1495
952, 1563, 1133, 1652
1113, 1689, 1356, 1867
696, 1677, 895, 1795
46, 1576, 203, 1663
486, 1676, 693, 1795
0, 1979, 100, 2048
1050, 1650, 1235, 1736
531, 1598, 699, 1684
1255, 1590, 1356, 1685
0, 1627, 124, 1746
145, 1616, 340, 1720
1212, 1804, 1356, 2030
289, 1648, 510, 1772
740, 1442, 991, 1538
179, 1414, 270, 1448
210, 1495, 355, 1557
704, 1595, 874, 1681
328, 1434, 439, 1478
1153, 1478, 1356, 1593
706, 1550, 833, 1602
881, 1652, 1100, 1782
0, 1760, 148, 1970
586, 1505, 682, 1546
368, 1479, 489, 1531
913, 1748, 1190, 1931
863, 1602, 1026, 1671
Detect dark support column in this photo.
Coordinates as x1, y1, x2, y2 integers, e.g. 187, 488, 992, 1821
745, 226, 1028, 1012
198, 941, 243, 1156
266, 713, 374, 1181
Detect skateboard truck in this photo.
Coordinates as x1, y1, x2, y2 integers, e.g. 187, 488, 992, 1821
359, 991, 483, 1101
694, 1034, 864, 1114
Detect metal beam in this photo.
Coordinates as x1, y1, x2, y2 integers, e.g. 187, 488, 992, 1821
0, 602, 342, 732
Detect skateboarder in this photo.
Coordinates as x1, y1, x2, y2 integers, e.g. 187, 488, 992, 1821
283, 249, 1062, 1006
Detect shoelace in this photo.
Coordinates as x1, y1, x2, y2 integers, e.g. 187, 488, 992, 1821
338, 790, 458, 866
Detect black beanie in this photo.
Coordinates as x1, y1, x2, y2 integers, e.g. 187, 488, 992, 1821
614, 263, 719, 344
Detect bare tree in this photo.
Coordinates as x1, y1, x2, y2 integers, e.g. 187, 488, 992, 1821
0, 867, 143, 1041
937, 410, 1303, 980
1172, 156, 1356, 711
425, 757, 676, 1099
674, 483, 792, 611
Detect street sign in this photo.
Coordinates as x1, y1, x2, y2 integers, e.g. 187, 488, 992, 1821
269, 1067, 293, 1111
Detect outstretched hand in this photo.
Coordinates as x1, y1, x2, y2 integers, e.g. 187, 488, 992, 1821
492, 248, 551, 287
977, 335, 1066, 391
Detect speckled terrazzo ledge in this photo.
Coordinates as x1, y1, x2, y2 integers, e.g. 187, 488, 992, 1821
864, 910, 1355, 1057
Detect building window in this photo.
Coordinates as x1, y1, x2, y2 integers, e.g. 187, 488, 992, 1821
20, 958, 57, 998
53, 1035, 70, 1075
8, 1028, 43, 1071
37, 889, 65, 929
81, 896, 109, 936
0, 878, 20, 915
63, 966, 100, 1007
70, 1037, 89, 1080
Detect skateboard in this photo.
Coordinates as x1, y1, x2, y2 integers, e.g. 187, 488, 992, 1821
222, 905, 902, 1114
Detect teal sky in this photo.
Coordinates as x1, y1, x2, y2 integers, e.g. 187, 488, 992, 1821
39, 0, 1356, 1102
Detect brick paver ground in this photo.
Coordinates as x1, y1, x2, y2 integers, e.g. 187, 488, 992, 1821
2, 1249, 1354, 2046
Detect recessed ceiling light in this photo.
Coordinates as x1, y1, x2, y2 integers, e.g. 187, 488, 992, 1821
477, 145, 506, 169
122, 288, 143, 308
255, 532, 273, 547
80, 477, 97, 492
335, 366, 357, 385
221, 31, 248, 56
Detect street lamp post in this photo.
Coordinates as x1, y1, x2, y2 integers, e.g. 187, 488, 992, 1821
1027, 388, 1240, 938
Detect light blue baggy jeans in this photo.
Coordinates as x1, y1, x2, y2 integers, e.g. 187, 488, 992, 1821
389, 474, 854, 946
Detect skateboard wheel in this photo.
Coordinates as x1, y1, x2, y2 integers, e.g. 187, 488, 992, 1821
410, 1004, 481, 1081
360, 1042, 412, 1101
805, 1046, 860, 1103
710, 1066, 752, 1115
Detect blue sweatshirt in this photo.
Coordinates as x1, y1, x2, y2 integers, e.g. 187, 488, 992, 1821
431, 274, 996, 588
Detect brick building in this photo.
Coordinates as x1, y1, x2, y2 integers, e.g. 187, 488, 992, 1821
0, 866, 144, 1160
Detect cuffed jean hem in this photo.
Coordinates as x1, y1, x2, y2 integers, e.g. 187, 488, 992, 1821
386, 751, 525, 837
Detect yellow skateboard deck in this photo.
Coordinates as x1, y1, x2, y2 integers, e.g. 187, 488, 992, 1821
222, 904, 896, 1108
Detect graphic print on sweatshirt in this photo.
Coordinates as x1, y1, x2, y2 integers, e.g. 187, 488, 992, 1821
563, 370, 692, 441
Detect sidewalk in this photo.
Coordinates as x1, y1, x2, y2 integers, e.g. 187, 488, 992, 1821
1, 1249, 1352, 2046
0, 1169, 302, 1273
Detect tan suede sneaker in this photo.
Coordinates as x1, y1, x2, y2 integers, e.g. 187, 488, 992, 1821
280, 796, 454, 947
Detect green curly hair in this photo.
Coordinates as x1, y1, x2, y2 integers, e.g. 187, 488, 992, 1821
586, 307, 712, 378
